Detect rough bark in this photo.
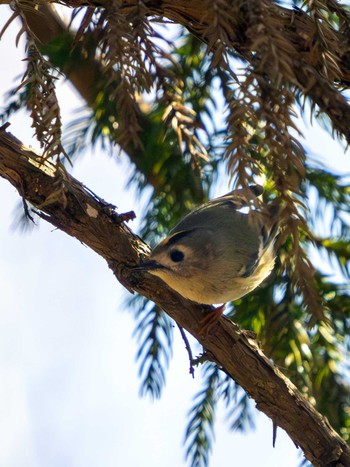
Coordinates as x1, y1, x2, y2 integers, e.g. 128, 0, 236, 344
1, 126, 350, 467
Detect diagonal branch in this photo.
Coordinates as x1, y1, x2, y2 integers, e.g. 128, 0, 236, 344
1, 126, 349, 467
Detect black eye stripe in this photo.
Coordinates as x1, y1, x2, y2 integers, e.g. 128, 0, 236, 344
163, 229, 196, 247
170, 250, 185, 262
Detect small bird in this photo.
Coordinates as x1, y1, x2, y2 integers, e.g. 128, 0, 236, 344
137, 185, 280, 331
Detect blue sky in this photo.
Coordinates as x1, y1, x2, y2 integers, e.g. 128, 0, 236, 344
0, 6, 348, 467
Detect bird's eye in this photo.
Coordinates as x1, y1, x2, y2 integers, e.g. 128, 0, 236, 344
170, 250, 184, 263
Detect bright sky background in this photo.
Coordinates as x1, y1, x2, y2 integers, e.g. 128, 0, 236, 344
0, 6, 349, 467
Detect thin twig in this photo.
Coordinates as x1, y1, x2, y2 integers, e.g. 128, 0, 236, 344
177, 324, 195, 378
272, 421, 277, 448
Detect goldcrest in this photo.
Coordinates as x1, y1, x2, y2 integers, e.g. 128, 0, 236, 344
138, 185, 280, 305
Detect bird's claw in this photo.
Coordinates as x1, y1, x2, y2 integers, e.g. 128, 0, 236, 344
199, 304, 226, 336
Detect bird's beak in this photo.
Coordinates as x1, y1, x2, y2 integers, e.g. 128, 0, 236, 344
133, 260, 164, 271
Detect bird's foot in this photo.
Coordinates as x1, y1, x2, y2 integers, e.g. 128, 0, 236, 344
199, 304, 226, 336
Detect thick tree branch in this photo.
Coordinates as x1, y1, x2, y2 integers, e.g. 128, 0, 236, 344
1, 126, 349, 466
